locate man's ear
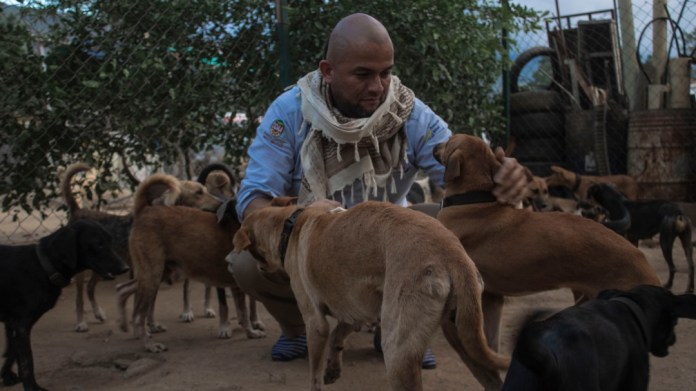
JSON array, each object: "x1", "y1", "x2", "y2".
[
  {"x1": 319, "y1": 59, "x2": 334, "y2": 83},
  {"x1": 232, "y1": 228, "x2": 252, "y2": 253}
]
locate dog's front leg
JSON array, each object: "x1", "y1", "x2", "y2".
[
  {"x1": 1, "y1": 324, "x2": 19, "y2": 386},
  {"x1": 229, "y1": 286, "x2": 265, "y2": 339},
  {"x1": 10, "y1": 325, "x2": 46, "y2": 391},
  {"x1": 305, "y1": 313, "x2": 331, "y2": 391},
  {"x1": 323, "y1": 321, "x2": 355, "y2": 385}
]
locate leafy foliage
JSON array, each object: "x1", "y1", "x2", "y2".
[{"x1": 0, "y1": 0, "x2": 542, "y2": 215}]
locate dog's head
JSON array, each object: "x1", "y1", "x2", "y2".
[
  {"x1": 197, "y1": 163, "x2": 238, "y2": 199},
  {"x1": 586, "y1": 183, "x2": 625, "y2": 206},
  {"x1": 40, "y1": 220, "x2": 129, "y2": 281},
  {"x1": 232, "y1": 204, "x2": 302, "y2": 273},
  {"x1": 524, "y1": 175, "x2": 550, "y2": 211},
  {"x1": 599, "y1": 285, "x2": 696, "y2": 357},
  {"x1": 177, "y1": 180, "x2": 224, "y2": 212},
  {"x1": 433, "y1": 134, "x2": 501, "y2": 193}
]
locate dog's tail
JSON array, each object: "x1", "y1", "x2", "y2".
[
  {"x1": 133, "y1": 173, "x2": 182, "y2": 216},
  {"x1": 444, "y1": 262, "x2": 511, "y2": 372},
  {"x1": 60, "y1": 162, "x2": 91, "y2": 215}
]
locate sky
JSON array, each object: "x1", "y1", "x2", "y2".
[{"x1": 511, "y1": 0, "x2": 617, "y2": 16}]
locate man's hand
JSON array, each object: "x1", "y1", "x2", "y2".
[{"x1": 492, "y1": 147, "x2": 529, "y2": 206}]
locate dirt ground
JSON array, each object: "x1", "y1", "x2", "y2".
[{"x1": 2, "y1": 213, "x2": 696, "y2": 391}]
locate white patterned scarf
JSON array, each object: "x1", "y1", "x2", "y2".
[{"x1": 297, "y1": 70, "x2": 415, "y2": 205}]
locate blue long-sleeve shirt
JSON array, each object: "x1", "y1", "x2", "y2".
[{"x1": 236, "y1": 85, "x2": 452, "y2": 219}]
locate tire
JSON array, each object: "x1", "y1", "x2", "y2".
[
  {"x1": 510, "y1": 111, "x2": 565, "y2": 139},
  {"x1": 510, "y1": 46, "x2": 558, "y2": 93},
  {"x1": 512, "y1": 136, "x2": 566, "y2": 163},
  {"x1": 510, "y1": 90, "x2": 564, "y2": 115}
]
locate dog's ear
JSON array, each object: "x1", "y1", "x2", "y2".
[
  {"x1": 433, "y1": 141, "x2": 447, "y2": 165},
  {"x1": 41, "y1": 225, "x2": 79, "y2": 269},
  {"x1": 232, "y1": 227, "x2": 252, "y2": 253},
  {"x1": 444, "y1": 150, "x2": 463, "y2": 182},
  {"x1": 673, "y1": 294, "x2": 696, "y2": 320}
]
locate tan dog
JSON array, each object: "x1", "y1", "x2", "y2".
[
  {"x1": 546, "y1": 165, "x2": 640, "y2": 201},
  {"x1": 61, "y1": 164, "x2": 222, "y2": 332},
  {"x1": 233, "y1": 201, "x2": 509, "y2": 391},
  {"x1": 434, "y1": 134, "x2": 661, "y2": 351},
  {"x1": 522, "y1": 175, "x2": 550, "y2": 211},
  {"x1": 119, "y1": 175, "x2": 264, "y2": 352}
]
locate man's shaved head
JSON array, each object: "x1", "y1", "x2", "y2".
[{"x1": 325, "y1": 13, "x2": 393, "y2": 62}]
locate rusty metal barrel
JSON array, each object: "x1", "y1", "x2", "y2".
[{"x1": 627, "y1": 109, "x2": 696, "y2": 201}]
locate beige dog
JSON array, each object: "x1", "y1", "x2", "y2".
[
  {"x1": 61, "y1": 164, "x2": 223, "y2": 332},
  {"x1": 233, "y1": 201, "x2": 509, "y2": 391},
  {"x1": 117, "y1": 174, "x2": 264, "y2": 352},
  {"x1": 546, "y1": 164, "x2": 640, "y2": 200},
  {"x1": 434, "y1": 134, "x2": 661, "y2": 350}
]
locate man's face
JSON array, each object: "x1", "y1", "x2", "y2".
[{"x1": 320, "y1": 41, "x2": 394, "y2": 118}]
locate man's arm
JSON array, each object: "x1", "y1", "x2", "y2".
[{"x1": 242, "y1": 196, "x2": 273, "y2": 220}]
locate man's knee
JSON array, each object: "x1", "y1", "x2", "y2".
[{"x1": 226, "y1": 250, "x2": 258, "y2": 294}]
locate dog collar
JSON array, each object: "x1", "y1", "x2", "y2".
[
  {"x1": 610, "y1": 296, "x2": 651, "y2": 348},
  {"x1": 572, "y1": 173, "x2": 582, "y2": 192},
  {"x1": 36, "y1": 245, "x2": 71, "y2": 287},
  {"x1": 442, "y1": 191, "x2": 497, "y2": 208},
  {"x1": 278, "y1": 208, "x2": 304, "y2": 267}
]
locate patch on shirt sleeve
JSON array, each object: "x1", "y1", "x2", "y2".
[
  {"x1": 424, "y1": 128, "x2": 433, "y2": 143},
  {"x1": 270, "y1": 119, "x2": 285, "y2": 136}
]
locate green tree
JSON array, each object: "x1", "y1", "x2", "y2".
[{"x1": 0, "y1": 0, "x2": 542, "y2": 215}]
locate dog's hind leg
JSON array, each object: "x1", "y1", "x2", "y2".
[
  {"x1": 249, "y1": 299, "x2": 265, "y2": 331},
  {"x1": 180, "y1": 278, "x2": 195, "y2": 322},
  {"x1": 482, "y1": 291, "x2": 504, "y2": 351},
  {"x1": 323, "y1": 321, "x2": 356, "y2": 385},
  {"x1": 7, "y1": 324, "x2": 43, "y2": 390},
  {"x1": 74, "y1": 271, "x2": 88, "y2": 332},
  {"x1": 676, "y1": 218, "x2": 694, "y2": 294},
  {"x1": 660, "y1": 221, "x2": 680, "y2": 291},
  {"x1": 203, "y1": 285, "x2": 216, "y2": 318},
  {"x1": 115, "y1": 278, "x2": 137, "y2": 332},
  {"x1": 87, "y1": 272, "x2": 106, "y2": 322},
  {"x1": 216, "y1": 287, "x2": 232, "y2": 338}
]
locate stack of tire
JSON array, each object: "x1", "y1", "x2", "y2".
[{"x1": 509, "y1": 46, "x2": 566, "y2": 177}]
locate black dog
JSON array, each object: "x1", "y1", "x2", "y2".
[
  {"x1": 502, "y1": 285, "x2": 696, "y2": 391},
  {"x1": 0, "y1": 220, "x2": 129, "y2": 391},
  {"x1": 587, "y1": 183, "x2": 694, "y2": 293}
]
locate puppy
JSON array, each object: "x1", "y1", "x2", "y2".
[
  {"x1": 233, "y1": 201, "x2": 510, "y2": 391},
  {"x1": 502, "y1": 285, "x2": 696, "y2": 391},
  {"x1": 0, "y1": 220, "x2": 129, "y2": 391},
  {"x1": 545, "y1": 164, "x2": 640, "y2": 200},
  {"x1": 587, "y1": 183, "x2": 694, "y2": 293},
  {"x1": 434, "y1": 134, "x2": 661, "y2": 351},
  {"x1": 123, "y1": 180, "x2": 263, "y2": 353},
  {"x1": 62, "y1": 164, "x2": 222, "y2": 332}
]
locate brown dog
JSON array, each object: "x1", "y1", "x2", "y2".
[
  {"x1": 122, "y1": 177, "x2": 263, "y2": 353},
  {"x1": 545, "y1": 164, "x2": 640, "y2": 201},
  {"x1": 434, "y1": 134, "x2": 661, "y2": 351},
  {"x1": 233, "y1": 201, "x2": 509, "y2": 391},
  {"x1": 61, "y1": 163, "x2": 222, "y2": 332}
]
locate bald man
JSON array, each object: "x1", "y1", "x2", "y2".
[{"x1": 228, "y1": 13, "x2": 527, "y2": 367}]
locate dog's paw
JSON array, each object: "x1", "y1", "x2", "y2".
[
  {"x1": 75, "y1": 321, "x2": 89, "y2": 333},
  {"x1": 1, "y1": 370, "x2": 20, "y2": 386},
  {"x1": 246, "y1": 328, "x2": 266, "y2": 339},
  {"x1": 93, "y1": 306, "x2": 107, "y2": 322},
  {"x1": 145, "y1": 342, "x2": 168, "y2": 353},
  {"x1": 117, "y1": 319, "x2": 130, "y2": 333},
  {"x1": 252, "y1": 320, "x2": 266, "y2": 331},
  {"x1": 204, "y1": 308, "x2": 217, "y2": 318},
  {"x1": 218, "y1": 324, "x2": 233, "y2": 339},
  {"x1": 180, "y1": 311, "x2": 195, "y2": 323},
  {"x1": 323, "y1": 364, "x2": 342, "y2": 385},
  {"x1": 147, "y1": 322, "x2": 167, "y2": 333}
]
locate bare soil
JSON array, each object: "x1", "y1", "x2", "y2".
[{"x1": 2, "y1": 214, "x2": 696, "y2": 391}]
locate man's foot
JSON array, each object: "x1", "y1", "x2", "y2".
[
  {"x1": 373, "y1": 328, "x2": 437, "y2": 369},
  {"x1": 271, "y1": 334, "x2": 307, "y2": 361}
]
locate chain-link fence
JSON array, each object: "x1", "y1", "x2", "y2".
[
  {"x1": 508, "y1": 0, "x2": 695, "y2": 202},
  {"x1": 1, "y1": 0, "x2": 695, "y2": 244}
]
